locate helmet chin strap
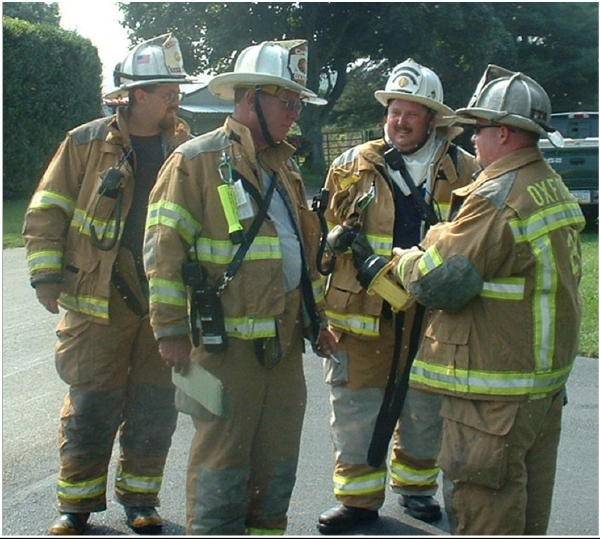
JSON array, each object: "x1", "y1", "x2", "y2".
[{"x1": 254, "y1": 88, "x2": 278, "y2": 148}]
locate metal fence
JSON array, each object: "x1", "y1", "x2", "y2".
[{"x1": 322, "y1": 128, "x2": 382, "y2": 165}]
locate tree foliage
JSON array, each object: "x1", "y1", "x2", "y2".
[
  {"x1": 2, "y1": 1, "x2": 60, "y2": 25},
  {"x1": 3, "y1": 16, "x2": 103, "y2": 199},
  {"x1": 120, "y1": 2, "x2": 598, "y2": 174}
]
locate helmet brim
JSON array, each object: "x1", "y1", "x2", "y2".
[
  {"x1": 374, "y1": 91, "x2": 454, "y2": 117},
  {"x1": 103, "y1": 76, "x2": 200, "y2": 100},
  {"x1": 208, "y1": 72, "x2": 326, "y2": 105},
  {"x1": 454, "y1": 107, "x2": 551, "y2": 138}
]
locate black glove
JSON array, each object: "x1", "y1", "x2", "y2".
[
  {"x1": 326, "y1": 223, "x2": 360, "y2": 254},
  {"x1": 350, "y1": 231, "x2": 374, "y2": 269}
]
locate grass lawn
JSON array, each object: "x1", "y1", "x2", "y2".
[{"x1": 3, "y1": 198, "x2": 598, "y2": 356}]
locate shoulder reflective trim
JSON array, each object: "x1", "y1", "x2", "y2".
[
  {"x1": 474, "y1": 171, "x2": 516, "y2": 209},
  {"x1": 365, "y1": 233, "x2": 393, "y2": 255},
  {"x1": 225, "y1": 317, "x2": 277, "y2": 339},
  {"x1": 177, "y1": 129, "x2": 230, "y2": 160},
  {"x1": 30, "y1": 190, "x2": 75, "y2": 215},
  {"x1": 148, "y1": 277, "x2": 187, "y2": 307},
  {"x1": 325, "y1": 310, "x2": 380, "y2": 337},
  {"x1": 246, "y1": 527, "x2": 285, "y2": 535},
  {"x1": 410, "y1": 358, "x2": 573, "y2": 397},
  {"x1": 531, "y1": 235, "x2": 557, "y2": 371},
  {"x1": 70, "y1": 117, "x2": 110, "y2": 145},
  {"x1": 146, "y1": 200, "x2": 201, "y2": 246},
  {"x1": 509, "y1": 201, "x2": 585, "y2": 243},
  {"x1": 27, "y1": 250, "x2": 63, "y2": 273},
  {"x1": 71, "y1": 208, "x2": 120, "y2": 240},
  {"x1": 418, "y1": 246, "x2": 443, "y2": 276},
  {"x1": 57, "y1": 474, "x2": 107, "y2": 500},
  {"x1": 60, "y1": 292, "x2": 109, "y2": 320},
  {"x1": 333, "y1": 469, "x2": 386, "y2": 496},
  {"x1": 389, "y1": 459, "x2": 439, "y2": 487},
  {"x1": 115, "y1": 471, "x2": 162, "y2": 495},
  {"x1": 332, "y1": 146, "x2": 361, "y2": 169},
  {"x1": 194, "y1": 236, "x2": 282, "y2": 265},
  {"x1": 481, "y1": 277, "x2": 525, "y2": 300}
]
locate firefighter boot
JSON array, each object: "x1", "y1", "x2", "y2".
[
  {"x1": 124, "y1": 506, "x2": 163, "y2": 534},
  {"x1": 48, "y1": 512, "x2": 90, "y2": 535},
  {"x1": 400, "y1": 495, "x2": 442, "y2": 522},
  {"x1": 317, "y1": 505, "x2": 379, "y2": 534}
]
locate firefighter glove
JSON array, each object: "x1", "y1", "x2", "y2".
[{"x1": 350, "y1": 231, "x2": 374, "y2": 269}]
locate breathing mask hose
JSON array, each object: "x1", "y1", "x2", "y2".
[{"x1": 312, "y1": 188, "x2": 334, "y2": 276}]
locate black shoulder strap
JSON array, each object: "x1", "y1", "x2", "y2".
[
  {"x1": 217, "y1": 171, "x2": 276, "y2": 294},
  {"x1": 380, "y1": 148, "x2": 439, "y2": 226}
]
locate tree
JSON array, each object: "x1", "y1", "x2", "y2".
[
  {"x1": 3, "y1": 17, "x2": 102, "y2": 199},
  {"x1": 119, "y1": 2, "x2": 598, "y2": 174},
  {"x1": 119, "y1": 2, "x2": 510, "y2": 175},
  {"x1": 2, "y1": 2, "x2": 60, "y2": 25}
]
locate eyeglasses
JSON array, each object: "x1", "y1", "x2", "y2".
[
  {"x1": 472, "y1": 124, "x2": 500, "y2": 135},
  {"x1": 275, "y1": 95, "x2": 304, "y2": 115},
  {"x1": 153, "y1": 90, "x2": 185, "y2": 104},
  {"x1": 257, "y1": 87, "x2": 303, "y2": 115}
]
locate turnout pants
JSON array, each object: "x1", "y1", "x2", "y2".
[
  {"x1": 324, "y1": 316, "x2": 441, "y2": 510},
  {"x1": 54, "y1": 285, "x2": 177, "y2": 512},
  {"x1": 186, "y1": 289, "x2": 306, "y2": 535},
  {"x1": 440, "y1": 391, "x2": 564, "y2": 535}
]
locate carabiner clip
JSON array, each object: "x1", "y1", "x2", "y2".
[{"x1": 218, "y1": 152, "x2": 234, "y2": 184}]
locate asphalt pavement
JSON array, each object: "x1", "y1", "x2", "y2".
[{"x1": 2, "y1": 246, "x2": 598, "y2": 536}]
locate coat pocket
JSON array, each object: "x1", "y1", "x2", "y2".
[{"x1": 437, "y1": 397, "x2": 519, "y2": 490}]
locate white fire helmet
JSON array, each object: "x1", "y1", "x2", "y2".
[
  {"x1": 455, "y1": 64, "x2": 563, "y2": 146},
  {"x1": 208, "y1": 39, "x2": 326, "y2": 105},
  {"x1": 374, "y1": 58, "x2": 454, "y2": 117},
  {"x1": 104, "y1": 33, "x2": 197, "y2": 100}
]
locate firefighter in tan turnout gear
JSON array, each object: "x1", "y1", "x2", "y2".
[
  {"x1": 23, "y1": 34, "x2": 196, "y2": 535},
  {"x1": 358, "y1": 66, "x2": 585, "y2": 534},
  {"x1": 317, "y1": 59, "x2": 479, "y2": 534},
  {"x1": 143, "y1": 39, "x2": 337, "y2": 535}
]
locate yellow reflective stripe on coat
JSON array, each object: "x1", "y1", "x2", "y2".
[
  {"x1": 325, "y1": 310, "x2": 379, "y2": 337},
  {"x1": 148, "y1": 277, "x2": 187, "y2": 307},
  {"x1": 480, "y1": 277, "x2": 526, "y2": 300},
  {"x1": 115, "y1": 471, "x2": 162, "y2": 494},
  {"x1": 193, "y1": 236, "x2": 282, "y2": 265},
  {"x1": 509, "y1": 201, "x2": 585, "y2": 372},
  {"x1": 71, "y1": 208, "x2": 120, "y2": 240},
  {"x1": 417, "y1": 245, "x2": 443, "y2": 276},
  {"x1": 30, "y1": 189, "x2": 75, "y2": 214},
  {"x1": 146, "y1": 200, "x2": 201, "y2": 246},
  {"x1": 333, "y1": 469, "x2": 386, "y2": 496},
  {"x1": 389, "y1": 459, "x2": 439, "y2": 487},
  {"x1": 509, "y1": 201, "x2": 585, "y2": 243},
  {"x1": 410, "y1": 358, "x2": 573, "y2": 397},
  {"x1": 365, "y1": 232, "x2": 393, "y2": 256},
  {"x1": 224, "y1": 317, "x2": 277, "y2": 339},
  {"x1": 60, "y1": 292, "x2": 109, "y2": 320},
  {"x1": 26, "y1": 250, "x2": 63, "y2": 273},
  {"x1": 57, "y1": 474, "x2": 107, "y2": 500}
]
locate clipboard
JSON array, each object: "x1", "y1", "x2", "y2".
[{"x1": 172, "y1": 361, "x2": 225, "y2": 416}]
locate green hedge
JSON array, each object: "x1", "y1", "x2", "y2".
[{"x1": 3, "y1": 17, "x2": 103, "y2": 200}]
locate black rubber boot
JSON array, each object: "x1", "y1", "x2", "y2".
[
  {"x1": 317, "y1": 504, "x2": 378, "y2": 534},
  {"x1": 400, "y1": 495, "x2": 442, "y2": 522}
]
